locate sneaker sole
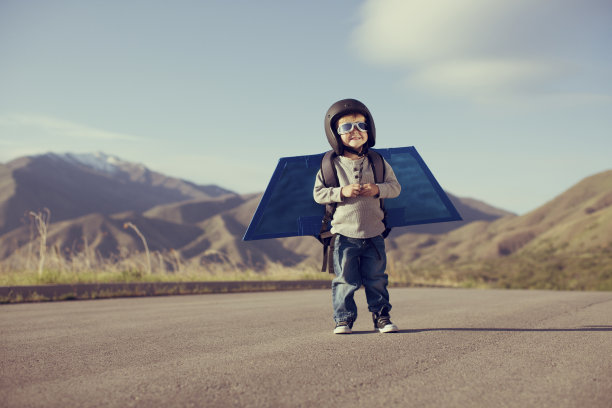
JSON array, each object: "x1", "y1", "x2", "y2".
[
  {"x1": 378, "y1": 324, "x2": 398, "y2": 333},
  {"x1": 334, "y1": 326, "x2": 353, "y2": 334}
]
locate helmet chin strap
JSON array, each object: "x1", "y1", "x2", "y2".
[{"x1": 343, "y1": 145, "x2": 369, "y2": 157}]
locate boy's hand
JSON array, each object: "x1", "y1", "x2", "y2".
[
  {"x1": 341, "y1": 184, "x2": 362, "y2": 198},
  {"x1": 359, "y1": 183, "x2": 379, "y2": 197}
]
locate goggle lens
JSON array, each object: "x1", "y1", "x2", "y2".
[{"x1": 337, "y1": 122, "x2": 368, "y2": 135}]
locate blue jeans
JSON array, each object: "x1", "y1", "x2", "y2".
[{"x1": 331, "y1": 235, "x2": 391, "y2": 324}]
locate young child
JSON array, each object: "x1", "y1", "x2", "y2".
[{"x1": 313, "y1": 99, "x2": 401, "y2": 334}]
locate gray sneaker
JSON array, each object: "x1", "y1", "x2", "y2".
[
  {"x1": 333, "y1": 321, "x2": 353, "y2": 334},
  {"x1": 372, "y1": 310, "x2": 398, "y2": 333}
]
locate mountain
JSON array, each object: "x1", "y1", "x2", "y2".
[
  {"x1": 0, "y1": 211, "x2": 203, "y2": 260},
  {"x1": 387, "y1": 192, "x2": 515, "y2": 236},
  {"x1": 0, "y1": 193, "x2": 310, "y2": 270},
  {"x1": 0, "y1": 152, "x2": 234, "y2": 235},
  {"x1": 385, "y1": 169, "x2": 612, "y2": 289}
]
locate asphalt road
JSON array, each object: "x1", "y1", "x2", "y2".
[{"x1": 1, "y1": 288, "x2": 611, "y2": 407}]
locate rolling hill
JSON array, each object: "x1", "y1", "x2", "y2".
[{"x1": 386, "y1": 170, "x2": 612, "y2": 289}]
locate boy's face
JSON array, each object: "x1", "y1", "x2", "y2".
[{"x1": 337, "y1": 113, "x2": 368, "y2": 152}]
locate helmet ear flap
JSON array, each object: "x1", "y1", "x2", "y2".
[
  {"x1": 330, "y1": 118, "x2": 344, "y2": 155},
  {"x1": 334, "y1": 135, "x2": 344, "y2": 155},
  {"x1": 325, "y1": 112, "x2": 342, "y2": 155}
]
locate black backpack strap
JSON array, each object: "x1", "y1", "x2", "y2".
[
  {"x1": 318, "y1": 151, "x2": 339, "y2": 273},
  {"x1": 367, "y1": 150, "x2": 385, "y2": 184},
  {"x1": 320, "y1": 233, "x2": 337, "y2": 273},
  {"x1": 317, "y1": 150, "x2": 338, "y2": 244},
  {"x1": 320, "y1": 150, "x2": 338, "y2": 187},
  {"x1": 367, "y1": 150, "x2": 392, "y2": 238}
]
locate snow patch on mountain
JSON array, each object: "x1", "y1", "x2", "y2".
[
  {"x1": 65, "y1": 152, "x2": 121, "y2": 174},
  {"x1": 42, "y1": 152, "x2": 147, "y2": 176}
]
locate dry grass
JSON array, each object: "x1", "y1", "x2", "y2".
[
  {"x1": 389, "y1": 242, "x2": 612, "y2": 291},
  {"x1": 0, "y1": 244, "x2": 329, "y2": 286},
  {"x1": 0, "y1": 211, "x2": 327, "y2": 286},
  {"x1": 2, "y1": 201, "x2": 611, "y2": 291},
  {"x1": 2, "y1": 237, "x2": 611, "y2": 291}
]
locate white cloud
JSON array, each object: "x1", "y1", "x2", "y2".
[
  {"x1": 0, "y1": 114, "x2": 144, "y2": 142},
  {"x1": 352, "y1": 0, "x2": 612, "y2": 102},
  {"x1": 412, "y1": 58, "x2": 558, "y2": 90}
]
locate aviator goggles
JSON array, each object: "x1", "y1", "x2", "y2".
[{"x1": 337, "y1": 121, "x2": 368, "y2": 135}]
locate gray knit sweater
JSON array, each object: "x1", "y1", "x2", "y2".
[{"x1": 313, "y1": 155, "x2": 401, "y2": 239}]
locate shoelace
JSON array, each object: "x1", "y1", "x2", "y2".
[{"x1": 377, "y1": 315, "x2": 391, "y2": 327}]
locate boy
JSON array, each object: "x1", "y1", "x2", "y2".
[{"x1": 313, "y1": 99, "x2": 401, "y2": 334}]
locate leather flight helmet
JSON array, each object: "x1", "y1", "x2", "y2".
[{"x1": 324, "y1": 98, "x2": 376, "y2": 155}]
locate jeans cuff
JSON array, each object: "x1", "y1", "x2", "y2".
[{"x1": 334, "y1": 315, "x2": 355, "y2": 323}]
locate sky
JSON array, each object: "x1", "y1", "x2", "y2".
[{"x1": 1, "y1": 0, "x2": 610, "y2": 215}]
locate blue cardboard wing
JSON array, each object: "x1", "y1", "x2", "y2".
[{"x1": 243, "y1": 146, "x2": 461, "y2": 241}]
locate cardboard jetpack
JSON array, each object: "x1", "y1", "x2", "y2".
[{"x1": 243, "y1": 146, "x2": 461, "y2": 241}]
